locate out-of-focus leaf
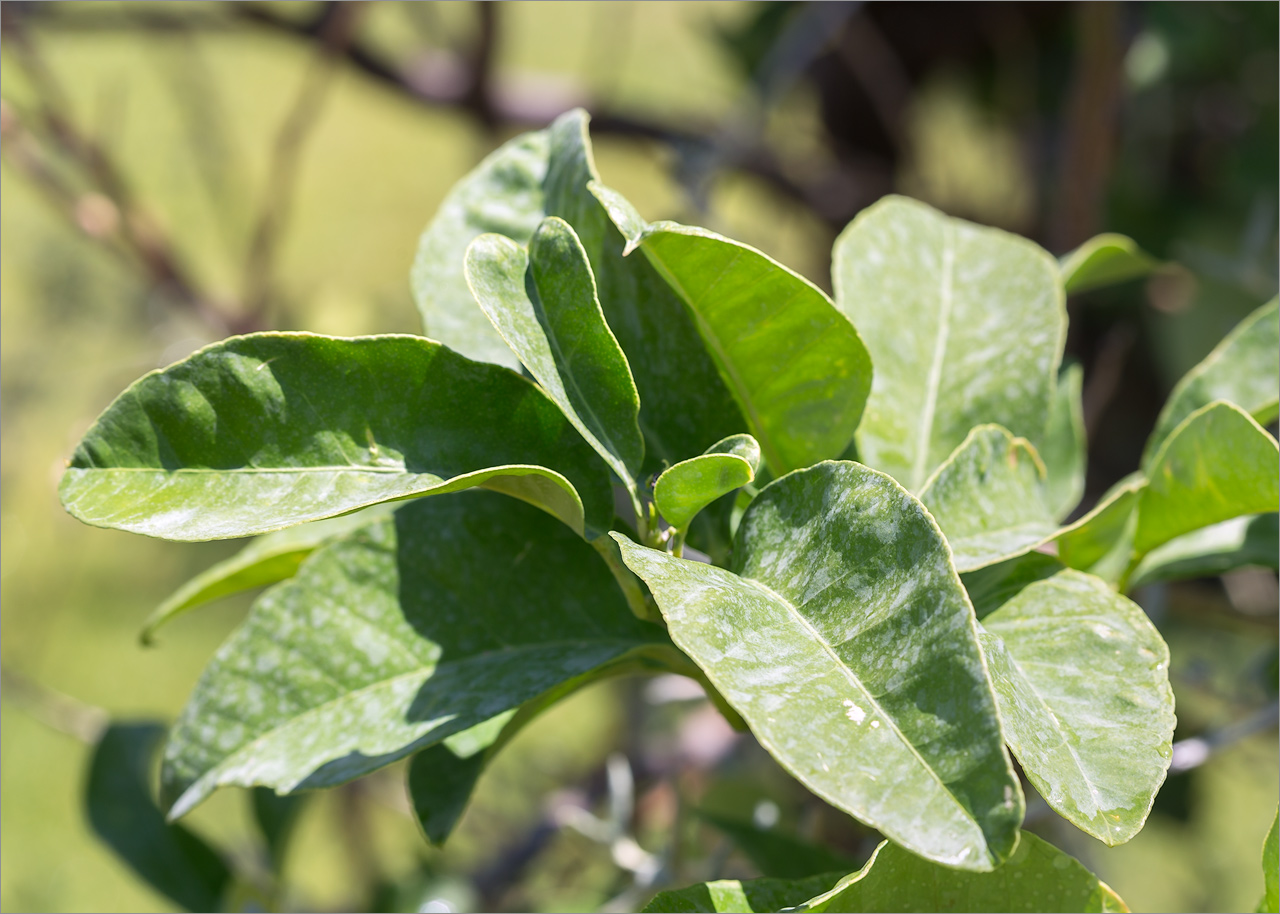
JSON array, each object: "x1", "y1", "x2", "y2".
[
  {"x1": 593, "y1": 186, "x2": 871, "y2": 475},
  {"x1": 1143, "y1": 298, "x2": 1279, "y2": 468},
  {"x1": 615, "y1": 462, "x2": 1023, "y2": 871},
  {"x1": 161, "y1": 491, "x2": 670, "y2": 819},
  {"x1": 796, "y1": 833, "x2": 1129, "y2": 912},
  {"x1": 141, "y1": 506, "x2": 393, "y2": 644},
  {"x1": 655, "y1": 434, "x2": 760, "y2": 532},
  {"x1": 1055, "y1": 476, "x2": 1146, "y2": 584},
  {"x1": 642, "y1": 873, "x2": 843, "y2": 914},
  {"x1": 1129, "y1": 514, "x2": 1279, "y2": 587},
  {"x1": 250, "y1": 787, "x2": 305, "y2": 874},
  {"x1": 977, "y1": 558, "x2": 1174, "y2": 844},
  {"x1": 695, "y1": 807, "x2": 856, "y2": 879},
  {"x1": 1043, "y1": 363, "x2": 1087, "y2": 520},
  {"x1": 59, "y1": 334, "x2": 614, "y2": 541},
  {"x1": 918, "y1": 425, "x2": 1055, "y2": 572},
  {"x1": 832, "y1": 195, "x2": 1064, "y2": 491},
  {"x1": 1262, "y1": 808, "x2": 1279, "y2": 914},
  {"x1": 86, "y1": 723, "x2": 230, "y2": 912},
  {"x1": 1059, "y1": 233, "x2": 1158, "y2": 295},
  {"x1": 466, "y1": 216, "x2": 644, "y2": 486}
]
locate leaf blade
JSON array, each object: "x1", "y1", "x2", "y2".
[
  {"x1": 1059, "y1": 233, "x2": 1158, "y2": 295},
  {"x1": 1042, "y1": 362, "x2": 1088, "y2": 520}
]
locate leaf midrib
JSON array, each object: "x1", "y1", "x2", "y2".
[{"x1": 913, "y1": 224, "x2": 956, "y2": 490}]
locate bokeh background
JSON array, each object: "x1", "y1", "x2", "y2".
[{"x1": 1, "y1": 2, "x2": 1276, "y2": 911}]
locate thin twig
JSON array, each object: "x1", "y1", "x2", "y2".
[{"x1": 1, "y1": 669, "x2": 108, "y2": 744}]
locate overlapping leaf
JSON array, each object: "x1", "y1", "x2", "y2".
[
  {"x1": 1262, "y1": 809, "x2": 1279, "y2": 914},
  {"x1": 1055, "y1": 476, "x2": 1146, "y2": 584},
  {"x1": 643, "y1": 873, "x2": 843, "y2": 914},
  {"x1": 1042, "y1": 363, "x2": 1087, "y2": 520},
  {"x1": 60, "y1": 334, "x2": 614, "y2": 541},
  {"x1": 1130, "y1": 514, "x2": 1279, "y2": 587},
  {"x1": 655, "y1": 434, "x2": 761, "y2": 532},
  {"x1": 1059, "y1": 233, "x2": 1158, "y2": 295},
  {"x1": 161, "y1": 491, "x2": 670, "y2": 818},
  {"x1": 833, "y1": 196, "x2": 1065, "y2": 491},
  {"x1": 615, "y1": 462, "x2": 1023, "y2": 871}
]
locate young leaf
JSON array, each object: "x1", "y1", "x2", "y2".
[
  {"x1": 411, "y1": 130, "x2": 550, "y2": 369},
  {"x1": 1059, "y1": 233, "x2": 1158, "y2": 295},
  {"x1": 694, "y1": 807, "x2": 856, "y2": 879},
  {"x1": 615, "y1": 462, "x2": 1024, "y2": 872},
  {"x1": 654, "y1": 434, "x2": 761, "y2": 532},
  {"x1": 86, "y1": 723, "x2": 230, "y2": 912},
  {"x1": 592, "y1": 207, "x2": 872, "y2": 475},
  {"x1": 1042, "y1": 362, "x2": 1088, "y2": 520},
  {"x1": 141, "y1": 505, "x2": 394, "y2": 644},
  {"x1": 465, "y1": 216, "x2": 644, "y2": 486},
  {"x1": 643, "y1": 873, "x2": 844, "y2": 914},
  {"x1": 1055, "y1": 476, "x2": 1145, "y2": 584},
  {"x1": 975, "y1": 558, "x2": 1174, "y2": 845},
  {"x1": 797, "y1": 833, "x2": 1129, "y2": 913},
  {"x1": 918, "y1": 425, "x2": 1056, "y2": 572},
  {"x1": 1142, "y1": 298, "x2": 1279, "y2": 468},
  {"x1": 833, "y1": 195, "x2": 1065, "y2": 491},
  {"x1": 160, "y1": 491, "x2": 671, "y2": 819},
  {"x1": 59, "y1": 333, "x2": 614, "y2": 541},
  {"x1": 1135, "y1": 401, "x2": 1280, "y2": 556},
  {"x1": 1262, "y1": 808, "x2": 1279, "y2": 914},
  {"x1": 1129, "y1": 513, "x2": 1279, "y2": 588}
]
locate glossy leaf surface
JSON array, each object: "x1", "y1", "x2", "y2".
[
  {"x1": 60, "y1": 334, "x2": 614, "y2": 541},
  {"x1": 643, "y1": 874, "x2": 842, "y2": 914},
  {"x1": 833, "y1": 196, "x2": 1064, "y2": 491},
  {"x1": 1059, "y1": 233, "x2": 1157, "y2": 295},
  {"x1": 1129, "y1": 514, "x2": 1279, "y2": 587},
  {"x1": 616, "y1": 462, "x2": 1023, "y2": 871},
  {"x1": 1042, "y1": 363, "x2": 1087, "y2": 520},
  {"x1": 161, "y1": 491, "x2": 667, "y2": 818},
  {"x1": 595, "y1": 187, "x2": 871, "y2": 474},
  {"x1": 1143, "y1": 298, "x2": 1279, "y2": 468},
  {"x1": 87, "y1": 723, "x2": 230, "y2": 912},
  {"x1": 466, "y1": 216, "x2": 644, "y2": 484},
  {"x1": 410, "y1": 130, "x2": 549, "y2": 368},
  {"x1": 918, "y1": 425, "x2": 1055, "y2": 572},
  {"x1": 977, "y1": 559, "x2": 1174, "y2": 844},
  {"x1": 798, "y1": 833, "x2": 1128, "y2": 912},
  {"x1": 655, "y1": 434, "x2": 760, "y2": 531}
]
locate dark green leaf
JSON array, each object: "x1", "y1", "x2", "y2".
[
  {"x1": 1129, "y1": 514, "x2": 1279, "y2": 587},
  {"x1": 977, "y1": 558, "x2": 1174, "y2": 844},
  {"x1": 918, "y1": 425, "x2": 1056, "y2": 572},
  {"x1": 833, "y1": 196, "x2": 1065, "y2": 491},
  {"x1": 1059, "y1": 233, "x2": 1158, "y2": 295},
  {"x1": 615, "y1": 462, "x2": 1023, "y2": 871},
  {"x1": 655, "y1": 434, "x2": 760, "y2": 532},
  {"x1": 251, "y1": 787, "x2": 305, "y2": 874},
  {"x1": 60, "y1": 333, "x2": 614, "y2": 541},
  {"x1": 466, "y1": 216, "x2": 644, "y2": 486},
  {"x1": 86, "y1": 723, "x2": 230, "y2": 912},
  {"x1": 695, "y1": 807, "x2": 855, "y2": 879},
  {"x1": 1043, "y1": 363, "x2": 1087, "y2": 520},
  {"x1": 643, "y1": 873, "x2": 843, "y2": 914},
  {"x1": 161, "y1": 491, "x2": 671, "y2": 818}
]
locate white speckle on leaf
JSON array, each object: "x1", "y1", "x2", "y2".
[{"x1": 843, "y1": 699, "x2": 866, "y2": 723}]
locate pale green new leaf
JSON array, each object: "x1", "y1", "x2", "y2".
[
  {"x1": 1135, "y1": 401, "x2": 1280, "y2": 556},
  {"x1": 918, "y1": 425, "x2": 1056, "y2": 572},
  {"x1": 833, "y1": 195, "x2": 1065, "y2": 491},
  {"x1": 410, "y1": 130, "x2": 549, "y2": 368},
  {"x1": 59, "y1": 334, "x2": 614, "y2": 541},
  {"x1": 976, "y1": 558, "x2": 1174, "y2": 844},
  {"x1": 797, "y1": 833, "x2": 1129, "y2": 913},
  {"x1": 1262, "y1": 808, "x2": 1279, "y2": 914},
  {"x1": 1042, "y1": 363, "x2": 1087, "y2": 520},
  {"x1": 1059, "y1": 233, "x2": 1158, "y2": 295},
  {"x1": 465, "y1": 216, "x2": 644, "y2": 485},
  {"x1": 141, "y1": 506, "x2": 394, "y2": 644},
  {"x1": 643, "y1": 873, "x2": 842, "y2": 914},
  {"x1": 160, "y1": 491, "x2": 669, "y2": 818},
  {"x1": 655, "y1": 434, "x2": 760, "y2": 531},
  {"x1": 615, "y1": 462, "x2": 1023, "y2": 871},
  {"x1": 1143, "y1": 298, "x2": 1279, "y2": 468},
  {"x1": 593, "y1": 186, "x2": 872, "y2": 475},
  {"x1": 1129, "y1": 514, "x2": 1278, "y2": 588}
]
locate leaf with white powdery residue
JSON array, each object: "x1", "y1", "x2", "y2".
[
  {"x1": 59, "y1": 334, "x2": 614, "y2": 541},
  {"x1": 655, "y1": 434, "x2": 760, "y2": 532},
  {"x1": 615, "y1": 462, "x2": 1023, "y2": 871},
  {"x1": 833, "y1": 195, "x2": 1065, "y2": 492},
  {"x1": 161, "y1": 491, "x2": 670, "y2": 819}
]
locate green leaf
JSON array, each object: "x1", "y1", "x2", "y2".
[
  {"x1": 593, "y1": 186, "x2": 872, "y2": 475},
  {"x1": 695, "y1": 807, "x2": 856, "y2": 879},
  {"x1": 59, "y1": 333, "x2": 614, "y2": 541},
  {"x1": 160, "y1": 491, "x2": 670, "y2": 818},
  {"x1": 1130, "y1": 514, "x2": 1279, "y2": 588},
  {"x1": 250, "y1": 787, "x2": 305, "y2": 874},
  {"x1": 918, "y1": 425, "x2": 1056, "y2": 572},
  {"x1": 976, "y1": 558, "x2": 1174, "y2": 845},
  {"x1": 1055, "y1": 475, "x2": 1145, "y2": 584},
  {"x1": 655, "y1": 434, "x2": 760, "y2": 531},
  {"x1": 643, "y1": 873, "x2": 844, "y2": 914},
  {"x1": 1143, "y1": 298, "x2": 1279, "y2": 468},
  {"x1": 86, "y1": 723, "x2": 230, "y2": 912},
  {"x1": 411, "y1": 129, "x2": 549, "y2": 368},
  {"x1": 1043, "y1": 363, "x2": 1088, "y2": 520},
  {"x1": 614, "y1": 462, "x2": 1024, "y2": 871},
  {"x1": 1262, "y1": 808, "x2": 1279, "y2": 914},
  {"x1": 1059, "y1": 233, "x2": 1158, "y2": 295},
  {"x1": 1135, "y1": 401, "x2": 1280, "y2": 556},
  {"x1": 833, "y1": 195, "x2": 1065, "y2": 491},
  {"x1": 465, "y1": 216, "x2": 644, "y2": 486},
  {"x1": 798, "y1": 833, "x2": 1129, "y2": 913},
  {"x1": 141, "y1": 506, "x2": 394, "y2": 644}
]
